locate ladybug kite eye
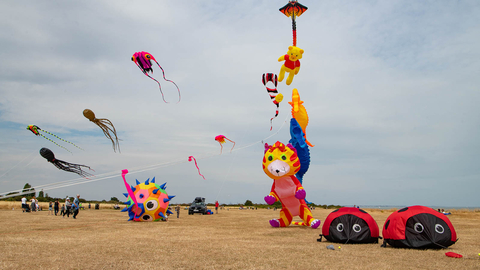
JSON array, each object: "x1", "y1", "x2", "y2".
[
  {"x1": 268, "y1": 155, "x2": 273, "y2": 162},
  {"x1": 281, "y1": 155, "x2": 287, "y2": 161},
  {"x1": 435, "y1": 224, "x2": 445, "y2": 234},
  {"x1": 336, "y1": 223, "x2": 344, "y2": 232},
  {"x1": 352, "y1": 224, "x2": 362, "y2": 233},
  {"x1": 414, "y1": 222, "x2": 424, "y2": 233}
]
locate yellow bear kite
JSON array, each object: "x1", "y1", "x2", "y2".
[{"x1": 278, "y1": 46, "x2": 304, "y2": 85}]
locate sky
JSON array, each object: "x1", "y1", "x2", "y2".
[{"x1": 0, "y1": 0, "x2": 479, "y2": 207}]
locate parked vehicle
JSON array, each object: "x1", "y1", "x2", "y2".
[{"x1": 189, "y1": 197, "x2": 207, "y2": 215}]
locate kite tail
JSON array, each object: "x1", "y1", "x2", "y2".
[
  {"x1": 97, "y1": 118, "x2": 121, "y2": 153},
  {"x1": 153, "y1": 60, "x2": 181, "y2": 104},
  {"x1": 218, "y1": 143, "x2": 223, "y2": 155},
  {"x1": 39, "y1": 133, "x2": 72, "y2": 154},
  {"x1": 40, "y1": 130, "x2": 83, "y2": 151},
  {"x1": 292, "y1": 15, "x2": 297, "y2": 46},
  {"x1": 188, "y1": 156, "x2": 205, "y2": 180},
  {"x1": 54, "y1": 159, "x2": 94, "y2": 178},
  {"x1": 263, "y1": 73, "x2": 282, "y2": 131},
  {"x1": 135, "y1": 62, "x2": 169, "y2": 103},
  {"x1": 225, "y1": 138, "x2": 236, "y2": 153},
  {"x1": 270, "y1": 103, "x2": 280, "y2": 131}
]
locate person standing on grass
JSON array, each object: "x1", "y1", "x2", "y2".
[
  {"x1": 21, "y1": 196, "x2": 27, "y2": 212},
  {"x1": 63, "y1": 198, "x2": 71, "y2": 218},
  {"x1": 72, "y1": 194, "x2": 80, "y2": 219},
  {"x1": 60, "y1": 204, "x2": 65, "y2": 216},
  {"x1": 48, "y1": 201, "x2": 53, "y2": 215},
  {"x1": 215, "y1": 201, "x2": 219, "y2": 214},
  {"x1": 175, "y1": 204, "x2": 181, "y2": 218},
  {"x1": 54, "y1": 199, "x2": 59, "y2": 216},
  {"x1": 30, "y1": 196, "x2": 36, "y2": 212}
]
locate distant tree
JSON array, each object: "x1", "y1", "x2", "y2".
[
  {"x1": 244, "y1": 200, "x2": 253, "y2": 206},
  {"x1": 272, "y1": 201, "x2": 282, "y2": 208},
  {"x1": 38, "y1": 189, "x2": 44, "y2": 198},
  {"x1": 110, "y1": 197, "x2": 119, "y2": 202},
  {"x1": 22, "y1": 183, "x2": 35, "y2": 197}
]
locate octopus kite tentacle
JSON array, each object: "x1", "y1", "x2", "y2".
[
  {"x1": 131, "y1": 51, "x2": 181, "y2": 104},
  {"x1": 83, "y1": 109, "x2": 120, "y2": 153},
  {"x1": 188, "y1": 156, "x2": 205, "y2": 180},
  {"x1": 40, "y1": 148, "x2": 94, "y2": 178},
  {"x1": 262, "y1": 73, "x2": 284, "y2": 131},
  {"x1": 215, "y1": 135, "x2": 236, "y2": 154},
  {"x1": 27, "y1": 125, "x2": 83, "y2": 153}
]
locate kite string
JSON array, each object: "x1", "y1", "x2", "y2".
[
  {"x1": 0, "y1": 115, "x2": 290, "y2": 199},
  {"x1": 0, "y1": 151, "x2": 37, "y2": 180}
]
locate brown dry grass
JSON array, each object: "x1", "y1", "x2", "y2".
[{"x1": 0, "y1": 202, "x2": 479, "y2": 269}]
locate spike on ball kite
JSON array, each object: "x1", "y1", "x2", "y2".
[
  {"x1": 40, "y1": 148, "x2": 93, "y2": 178},
  {"x1": 215, "y1": 135, "x2": 235, "y2": 154},
  {"x1": 27, "y1": 125, "x2": 83, "y2": 153},
  {"x1": 262, "y1": 73, "x2": 284, "y2": 131},
  {"x1": 131, "y1": 51, "x2": 181, "y2": 103},
  {"x1": 83, "y1": 109, "x2": 120, "y2": 153}
]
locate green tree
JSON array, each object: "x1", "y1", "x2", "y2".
[
  {"x1": 110, "y1": 197, "x2": 119, "y2": 202},
  {"x1": 22, "y1": 183, "x2": 35, "y2": 197},
  {"x1": 272, "y1": 201, "x2": 282, "y2": 208},
  {"x1": 244, "y1": 200, "x2": 253, "y2": 206},
  {"x1": 38, "y1": 189, "x2": 44, "y2": 198}
]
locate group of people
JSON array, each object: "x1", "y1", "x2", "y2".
[
  {"x1": 21, "y1": 194, "x2": 82, "y2": 219},
  {"x1": 21, "y1": 196, "x2": 40, "y2": 212}
]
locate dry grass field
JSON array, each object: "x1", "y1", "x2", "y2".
[{"x1": 0, "y1": 201, "x2": 479, "y2": 269}]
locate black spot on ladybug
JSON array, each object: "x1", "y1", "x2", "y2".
[
  {"x1": 384, "y1": 219, "x2": 390, "y2": 230},
  {"x1": 398, "y1": 207, "x2": 409, "y2": 212},
  {"x1": 359, "y1": 209, "x2": 367, "y2": 214}
]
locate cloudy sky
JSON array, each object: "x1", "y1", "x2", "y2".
[{"x1": 0, "y1": 1, "x2": 479, "y2": 207}]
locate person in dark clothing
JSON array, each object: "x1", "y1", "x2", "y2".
[
  {"x1": 54, "y1": 200, "x2": 59, "y2": 216},
  {"x1": 63, "y1": 199, "x2": 71, "y2": 218}
]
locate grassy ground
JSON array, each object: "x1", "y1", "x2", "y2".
[{"x1": 0, "y1": 202, "x2": 478, "y2": 269}]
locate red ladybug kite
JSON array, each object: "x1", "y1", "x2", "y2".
[{"x1": 381, "y1": 205, "x2": 457, "y2": 249}]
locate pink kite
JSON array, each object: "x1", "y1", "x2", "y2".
[
  {"x1": 188, "y1": 156, "x2": 205, "y2": 180},
  {"x1": 215, "y1": 135, "x2": 235, "y2": 154},
  {"x1": 131, "y1": 51, "x2": 181, "y2": 103}
]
